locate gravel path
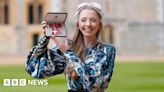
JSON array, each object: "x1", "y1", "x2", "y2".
[
  {"x1": 0, "y1": 55, "x2": 26, "y2": 65},
  {"x1": 0, "y1": 55, "x2": 164, "y2": 65}
]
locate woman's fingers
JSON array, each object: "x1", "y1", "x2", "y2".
[
  {"x1": 41, "y1": 21, "x2": 47, "y2": 27},
  {"x1": 71, "y1": 70, "x2": 78, "y2": 80},
  {"x1": 64, "y1": 37, "x2": 68, "y2": 46},
  {"x1": 66, "y1": 63, "x2": 78, "y2": 80},
  {"x1": 41, "y1": 21, "x2": 47, "y2": 33},
  {"x1": 51, "y1": 36, "x2": 61, "y2": 46}
]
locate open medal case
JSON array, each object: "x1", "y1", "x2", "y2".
[{"x1": 45, "y1": 12, "x2": 67, "y2": 37}]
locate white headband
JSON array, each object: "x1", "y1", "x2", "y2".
[{"x1": 75, "y1": 2, "x2": 103, "y2": 18}]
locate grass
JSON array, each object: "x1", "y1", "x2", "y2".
[{"x1": 0, "y1": 62, "x2": 164, "y2": 92}]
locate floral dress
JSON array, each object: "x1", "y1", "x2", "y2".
[{"x1": 26, "y1": 36, "x2": 116, "y2": 92}]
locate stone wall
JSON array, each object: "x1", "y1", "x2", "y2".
[
  {"x1": 0, "y1": 0, "x2": 163, "y2": 58},
  {"x1": 118, "y1": 22, "x2": 164, "y2": 56},
  {"x1": 0, "y1": 27, "x2": 16, "y2": 55}
]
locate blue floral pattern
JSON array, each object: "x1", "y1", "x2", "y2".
[{"x1": 25, "y1": 36, "x2": 116, "y2": 91}]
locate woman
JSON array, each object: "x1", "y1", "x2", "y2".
[{"x1": 26, "y1": 2, "x2": 116, "y2": 92}]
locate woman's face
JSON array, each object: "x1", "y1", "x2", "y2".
[{"x1": 78, "y1": 9, "x2": 101, "y2": 38}]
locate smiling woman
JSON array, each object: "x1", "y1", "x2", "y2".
[
  {"x1": 78, "y1": 9, "x2": 100, "y2": 38},
  {"x1": 25, "y1": 2, "x2": 116, "y2": 92}
]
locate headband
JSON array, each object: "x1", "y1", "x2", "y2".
[{"x1": 75, "y1": 2, "x2": 103, "y2": 18}]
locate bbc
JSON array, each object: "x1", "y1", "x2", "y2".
[{"x1": 3, "y1": 79, "x2": 26, "y2": 86}]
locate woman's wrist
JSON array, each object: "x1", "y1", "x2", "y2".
[{"x1": 59, "y1": 47, "x2": 70, "y2": 53}]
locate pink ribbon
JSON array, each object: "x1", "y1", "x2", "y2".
[{"x1": 49, "y1": 24, "x2": 62, "y2": 35}]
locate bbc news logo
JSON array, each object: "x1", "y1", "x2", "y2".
[{"x1": 3, "y1": 79, "x2": 48, "y2": 86}]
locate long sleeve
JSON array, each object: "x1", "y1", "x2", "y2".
[
  {"x1": 106, "y1": 44, "x2": 116, "y2": 81},
  {"x1": 25, "y1": 36, "x2": 67, "y2": 78},
  {"x1": 100, "y1": 44, "x2": 116, "y2": 90}
]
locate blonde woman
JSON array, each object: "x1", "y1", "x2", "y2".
[{"x1": 26, "y1": 2, "x2": 116, "y2": 92}]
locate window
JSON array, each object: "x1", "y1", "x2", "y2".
[
  {"x1": 32, "y1": 34, "x2": 39, "y2": 46},
  {"x1": 0, "y1": 0, "x2": 9, "y2": 24},
  {"x1": 103, "y1": 25, "x2": 114, "y2": 44},
  {"x1": 28, "y1": 4, "x2": 33, "y2": 24},
  {"x1": 38, "y1": 4, "x2": 43, "y2": 23},
  {"x1": 28, "y1": 0, "x2": 43, "y2": 24}
]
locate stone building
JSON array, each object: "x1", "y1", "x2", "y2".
[{"x1": 0, "y1": 0, "x2": 163, "y2": 59}]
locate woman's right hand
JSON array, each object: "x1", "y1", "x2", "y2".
[
  {"x1": 66, "y1": 63, "x2": 78, "y2": 80},
  {"x1": 41, "y1": 21, "x2": 47, "y2": 34}
]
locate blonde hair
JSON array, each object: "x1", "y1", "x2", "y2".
[
  {"x1": 71, "y1": 8, "x2": 103, "y2": 60},
  {"x1": 64, "y1": 2, "x2": 103, "y2": 79},
  {"x1": 72, "y1": 3, "x2": 103, "y2": 60}
]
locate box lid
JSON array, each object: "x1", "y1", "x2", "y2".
[{"x1": 45, "y1": 12, "x2": 67, "y2": 24}]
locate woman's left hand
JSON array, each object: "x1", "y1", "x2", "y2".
[{"x1": 51, "y1": 36, "x2": 70, "y2": 53}]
